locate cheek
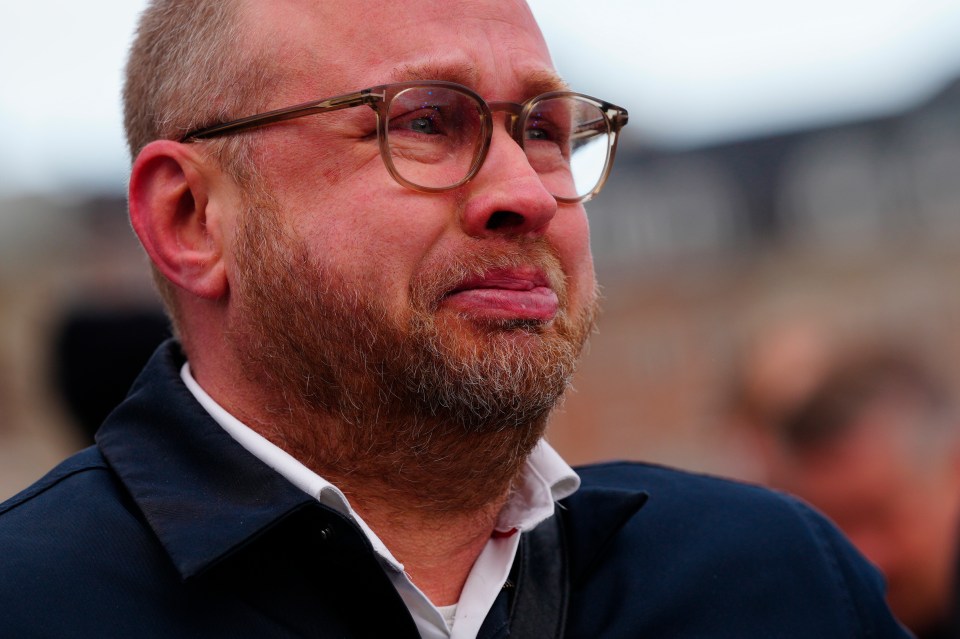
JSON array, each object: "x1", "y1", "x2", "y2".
[
  {"x1": 256, "y1": 124, "x2": 384, "y2": 206},
  {"x1": 284, "y1": 186, "x2": 454, "y2": 307},
  {"x1": 551, "y1": 209, "x2": 595, "y2": 297}
]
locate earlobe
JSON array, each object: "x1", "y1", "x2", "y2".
[{"x1": 129, "y1": 140, "x2": 228, "y2": 301}]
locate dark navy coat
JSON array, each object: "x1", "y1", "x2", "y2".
[{"x1": 0, "y1": 341, "x2": 910, "y2": 637}]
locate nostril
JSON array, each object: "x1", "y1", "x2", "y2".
[{"x1": 486, "y1": 211, "x2": 525, "y2": 231}]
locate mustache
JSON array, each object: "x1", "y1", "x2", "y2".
[{"x1": 409, "y1": 240, "x2": 568, "y2": 313}]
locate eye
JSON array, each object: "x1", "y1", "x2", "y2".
[
  {"x1": 391, "y1": 107, "x2": 446, "y2": 136},
  {"x1": 524, "y1": 115, "x2": 562, "y2": 143},
  {"x1": 525, "y1": 126, "x2": 552, "y2": 141},
  {"x1": 408, "y1": 115, "x2": 438, "y2": 134}
]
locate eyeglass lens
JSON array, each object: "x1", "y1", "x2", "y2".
[
  {"x1": 384, "y1": 86, "x2": 611, "y2": 200},
  {"x1": 385, "y1": 87, "x2": 485, "y2": 192}
]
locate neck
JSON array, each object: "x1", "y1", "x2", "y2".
[
  {"x1": 350, "y1": 487, "x2": 512, "y2": 605},
  {"x1": 299, "y1": 418, "x2": 534, "y2": 604}
]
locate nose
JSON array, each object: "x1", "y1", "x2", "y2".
[{"x1": 458, "y1": 124, "x2": 559, "y2": 239}]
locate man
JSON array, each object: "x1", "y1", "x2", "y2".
[
  {"x1": 0, "y1": 1, "x2": 908, "y2": 637},
  {"x1": 770, "y1": 349, "x2": 960, "y2": 638}
]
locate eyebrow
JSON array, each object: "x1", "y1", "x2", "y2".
[
  {"x1": 391, "y1": 60, "x2": 481, "y2": 87},
  {"x1": 389, "y1": 60, "x2": 570, "y2": 98},
  {"x1": 521, "y1": 68, "x2": 572, "y2": 95}
]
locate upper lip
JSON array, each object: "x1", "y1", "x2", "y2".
[{"x1": 447, "y1": 267, "x2": 551, "y2": 295}]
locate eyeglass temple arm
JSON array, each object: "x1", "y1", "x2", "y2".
[
  {"x1": 179, "y1": 89, "x2": 381, "y2": 142},
  {"x1": 569, "y1": 107, "x2": 629, "y2": 142}
]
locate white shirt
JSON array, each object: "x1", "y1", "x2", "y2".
[{"x1": 181, "y1": 364, "x2": 580, "y2": 639}]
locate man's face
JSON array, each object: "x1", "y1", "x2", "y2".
[
  {"x1": 220, "y1": 1, "x2": 597, "y2": 439},
  {"x1": 772, "y1": 409, "x2": 960, "y2": 633}
]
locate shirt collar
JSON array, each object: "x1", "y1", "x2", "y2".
[{"x1": 495, "y1": 440, "x2": 580, "y2": 534}]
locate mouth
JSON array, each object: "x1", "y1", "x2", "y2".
[{"x1": 440, "y1": 267, "x2": 560, "y2": 322}]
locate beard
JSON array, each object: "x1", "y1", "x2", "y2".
[{"x1": 227, "y1": 189, "x2": 598, "y2": 510}]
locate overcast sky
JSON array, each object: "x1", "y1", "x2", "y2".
[{"x1": 2, "y1": 0, "x2": 960, "y2": 197}]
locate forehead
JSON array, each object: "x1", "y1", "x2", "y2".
[{"x1": 241, "y1": 0, "x2": 559, "y2": 101}]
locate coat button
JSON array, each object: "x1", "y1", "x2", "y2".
[{"x1": 318, "y1": 525, "x2": 334, "y2": 541}]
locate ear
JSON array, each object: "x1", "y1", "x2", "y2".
[{"x1": 129, "y1": 140, "x2": 229, "y2": 300}]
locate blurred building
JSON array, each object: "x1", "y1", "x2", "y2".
[
  {"x1": 589, "y1": 78, "x2": 960, "y2": 265},
  {"x1": 549, "y1": 76, "x2": 960, "y2": 475},
  {"x1": 3, "y1": 76, "x2": 960, "y2": 498},
  {"x1": 0, "y1": 194, "x2": 166, "y2": 497}
]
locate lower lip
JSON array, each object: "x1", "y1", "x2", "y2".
[{"x1": 441, "y1": 286, "x2": 559, "y2": 321}]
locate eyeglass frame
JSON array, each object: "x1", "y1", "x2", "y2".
[{"x1": 179, "y1": 80, "x2": 629, "y2": 203}]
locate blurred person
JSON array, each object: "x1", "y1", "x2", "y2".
[
  {"x1": 722, "y1": 317, "x2": 835, "y2": 481},
  {"x1": 770, "y1": 349, "x2": 960, "y2": 638},
  {"x1": 0, "y1": 1, "x2": 907, "y2": 637},
  {"x1": 53, "y1": 306, "x2": 170, "y2": 443}
]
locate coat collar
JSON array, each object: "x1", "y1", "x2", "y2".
[
  {"x1": 96, "y1": 340, "x2": 319, "y2": 579},
  {"x1": 561, "y1": 485, "x2": 649, "y2": 584}
]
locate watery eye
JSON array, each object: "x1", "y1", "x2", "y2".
[
  {"x1": 390, "y1": 106, "x2": 449, "y2": 136},
  {"x1": 525, "y1": 115, "x2": 559, "y2": 142},
  {"x1": 525, "y1": 127, "x2": 551, "y2": 141},
  {"x1": 408, "y1": 115, "x2": 438, "y2": 134}
]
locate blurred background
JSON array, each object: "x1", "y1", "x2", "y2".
[{"x1": 3, "y1": 0, "x2": 960, "y2": 497}]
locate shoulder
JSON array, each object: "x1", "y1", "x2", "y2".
[
  {"x1": 572, "y1": 459, "x2": 844, "y2": 539},
  {"x1": 0, "y1": 446, "x2": 148, "y2": 563},
  {"x1": 575, "y1": 458, "x2": 787, "y2": 500},
  {"x1": 569, "y1": 460, "x2": 825, "y2": 544},
  {"x1": 0, "y1": 447, "x2": 169, "y2": 615},
  {"x1": 562, "y1": 461, "x2": 909, "y2": 638},
  {"x1": 0, "y1": 446, "x2": 116, "y2": 521},
  {"x1": 568, "y1": 459, "x2": 864, "y2": 568}
]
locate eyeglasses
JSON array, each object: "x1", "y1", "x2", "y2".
[{"x1": 180, "y1": 81, "x2": 628, "y2": 203}]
